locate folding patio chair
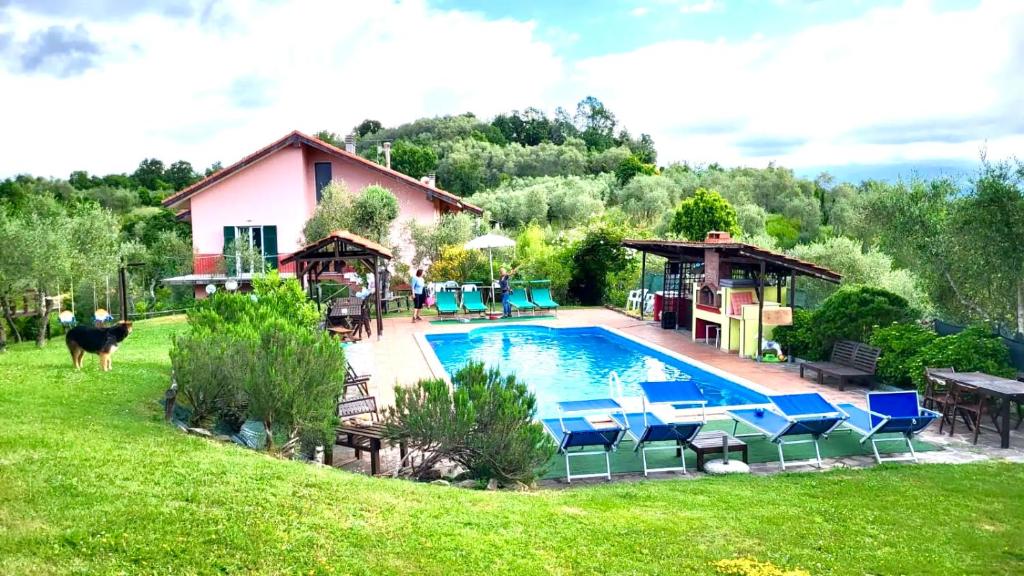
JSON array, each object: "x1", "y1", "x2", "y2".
[
  {"x1": 541, "y1": 398, "x2": 628, "y2": 483},
  {"x1": 839, "y1": 390, "x2": 941, "y2": 463},
  {"x1": 728, "y1": 393, "x2": 848, "y2": 470},
  {"x1": 611, "y1": 380, "x2": 707, "y2": 475}
]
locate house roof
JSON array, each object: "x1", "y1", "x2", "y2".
[
  {"x1": 621, "y1": 238, "x2": 842, "y2": 283},
  {"x1": 280, "y1": 229, "x2": 393, "y2": 264},
  {"x1": 162, "y1": 130, "x2": 482, "y2": 215}
]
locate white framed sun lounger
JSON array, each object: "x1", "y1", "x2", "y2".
[
  {"x1": 613, "y1": 380, "x2": 708, "y2": 476},
  {"x1": 541, "y1": 398, "x2": 627, "y2": 483},
  {"x1": 728, "y1": 393, "x2": 848, "y2": 471},
  {"x1": 840, "y1": 390, "x2": 940, "y2": 464}
]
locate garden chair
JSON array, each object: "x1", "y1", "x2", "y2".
[
  {"x1": 839, "y1": 390, "x2": 941, "y2": 463},
  {"x1": 541, "y1": 398, "x2": 627, "y2": 482},
  {"x1": 923, "y1": 367, "x2": 955, "y2": 432},
  {"x1": 434, "y1": 291, "x2": 461, "y2": 318},
  {"x1": 461, "y1": 290, "x2": 488, "y2": 315},
  {"x1": 626, "y1": 289, "x2": 645, "y2": 311},
  {"x1": 509, "y1": 288, "x2": 537, "y2": 315},
  {"x1": 946, "y1": 382, "x2": 995, "y2": 445},
  {"x1": 728, "y1": 393, "x2": 848, "y2": 470},
  {"x1": 611, "y1": 380, "x2": 707, "y2": 476},
  {"x1": 529, "y1": 284, "x2": 559, "y2": 315},
  {"x1": 643, "y1": 292, "x2": 655, "y2": 315}
]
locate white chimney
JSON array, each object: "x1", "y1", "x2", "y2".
[
  {"x1": 382, "y1": 141, "x2": 392, "y2": 169},
  {"x1": 420, "y1": 173, "x2": 436, "y2": 188},
  {"x1": 344, "y1": 133, "x2": 356, "y2": 154}
]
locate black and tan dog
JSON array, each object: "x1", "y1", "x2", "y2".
[{"x1": 65, "y1": 322, "x2": 133, "y2": 371}]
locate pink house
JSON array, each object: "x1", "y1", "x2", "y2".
[{"x1": 162, "y1": 130, "x2": 481, "y2": 296}]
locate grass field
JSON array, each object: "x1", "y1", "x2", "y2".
[{"x1": 1, "y1": 317, "x2": 1023, "y2": 575}]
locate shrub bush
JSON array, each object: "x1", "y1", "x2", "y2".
[
  {"x1": 771, "y1": 309, "x2": 817, "y2": 360},
  {"x1": 907, "y1": 326, "x2": 1014, "y2": 391},
  {"x1": 452, "y1": 362, "x2": 555, "y2": 484},
  {"x1": 170, "y1": 330, "x2": 244, "y2": 428},
  {"x1": 187, "y1": 271, "x2": 320, "y2": 334},
  {"x1": 808, "y1": 285, "x2": 917, "y2": 360},
  {"x1": 869, "y1": 323, "x2": 938, "y2": 388},
  {"x1": 385, "y1": 361, "x2": 555, "y2": 484},
  {"x1": 242, "y1": 320, "x2": 346, "y2": 453}
]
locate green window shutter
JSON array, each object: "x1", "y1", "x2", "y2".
[
  {"x1": 263, "y1": 225, "x2": 278, "y2": 270},
  {"x1": 223, "y1": 226, "x2": 236, "y2": 276}
]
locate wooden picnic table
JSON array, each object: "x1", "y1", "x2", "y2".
[{"x1": 932, "y1": 370, "x2": 1024, "y2": 448}]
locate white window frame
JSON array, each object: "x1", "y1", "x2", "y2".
[{"x1": 234, "y1": 225, "x2": 266, "y2": 275}]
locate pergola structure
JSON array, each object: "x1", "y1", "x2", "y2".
[
  {"x1": 281, "y1": 230, "x2": 393, "y2": 339},
  {"x1": 622, "y1": 232, "x2": 841, "y2": 359}
]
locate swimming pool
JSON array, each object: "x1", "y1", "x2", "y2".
[{"x1": 424, "y1": 325, "x2": 769, "y2": 417}]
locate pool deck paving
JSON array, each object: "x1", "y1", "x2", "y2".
[{"x1": 334, "y1": 307, "x2": 1024, "y2": 481}]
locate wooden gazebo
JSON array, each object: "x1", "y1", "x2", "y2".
[{"x1": 280, "y1": 230, "x2": 393, "y2": 339}]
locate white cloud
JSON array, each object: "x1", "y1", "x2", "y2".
[
  {"x1": 0, "y1": 0, "x2": 564, "y2": 177},
  {"x1": 631, "y1": 7, "x2": 650, "y2": 17},
  {"x1": 0, "y1": 0, "x2": 1022, "y2": 178},
  {"x1": 571, "y1": 0, "x2": 1024, "y2": 168}
]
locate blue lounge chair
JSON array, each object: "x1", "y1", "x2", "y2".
[
  {"x1": 728, "y1": 393, "x2": 848, "y2": 470},
  {"x1": 612, "y1": 380, "x2": 707, "y2": 475},
  {"x1": 839, "y1": 391, "x2": 941, "y2": 464},
  {"x1": 542, "y1": 398, "x2": 627, "y2": 482}
]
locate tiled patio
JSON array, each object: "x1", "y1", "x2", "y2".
[{"x1": 334, "y1": 307, "x2": 1024, "y2": 479}]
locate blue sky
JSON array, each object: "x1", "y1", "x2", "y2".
[
  {"x1": 0, "y1": 0, "x2": 1019, "y2": 180},
  {"x1": 439, "y1": 0, "x2": 978, "y2": 57}
]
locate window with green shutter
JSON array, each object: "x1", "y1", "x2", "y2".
[{"x1": 263, "y1": 225, "x2": 278, "y2": 270}]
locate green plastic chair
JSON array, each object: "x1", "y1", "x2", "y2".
[
  {"x1": 435, "y1": 291, "x2": 461, "y2": 318},
  {"x1": 530, "y1": 285, "x2": 559, "y2": 315},
  {"x1": 509, "y1": 288, "x2": 537, "y2": 315},
  {"x1": 462, "y1": 290, "x2": 488, "y2": 315}
]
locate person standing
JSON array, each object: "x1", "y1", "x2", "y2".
[
  {"x1": 498, "y1": 266, "x2": 517, "y2": 318},
  {"x1": 411, "y1": 269, "x2": 426, "y2": 323}
]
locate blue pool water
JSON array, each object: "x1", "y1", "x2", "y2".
[{"x1": 425, "y1": 326, "x2": 769, "y2": 417}]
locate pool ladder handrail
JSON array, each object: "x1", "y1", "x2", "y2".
[{"x1": 608, "y1": 370, "x2": 624, "y2": 401}]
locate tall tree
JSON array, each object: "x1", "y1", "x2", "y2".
[
  {"x1": 574, "y1": 96, "x2": 617, "y2": 151},
  {"x1": 354, "y1": 119, "x2": 382, "y2": 137},
  {"x1": 164, "y1": 160, "x2": 200, "y2": 191},
  {"x1": 669, "y1": 188, "x2": 741, "y2": 241},
  {"x1": 390, "y1": 140, "x2": 438, "y2": 179},
  {"x1": 132, "y1": 158, "x2": 166, "y2": 190}
]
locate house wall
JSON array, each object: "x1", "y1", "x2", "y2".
[
  {"x1": 188, "y1": 145, "x2": 444, "y2": 272},
  {"x1": 190, "y1": 145, "x2": 310, "y2": 257},
  {"x1": 302, "y1": 149, "x2": 440, "y2": 262}
]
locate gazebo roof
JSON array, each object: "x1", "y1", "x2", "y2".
[
  {"x1": 281, "y1": 230, "x2": 393, "y2": 264},
  {"x1": 622, "y1": 237, "x2": 841, "y2": 283}
]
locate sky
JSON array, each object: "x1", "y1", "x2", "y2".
[{"x1": 0, "y1": 0, "x2": 1022, "y2": 181}]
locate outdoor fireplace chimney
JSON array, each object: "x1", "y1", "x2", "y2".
[
  {"x1": 382, "y1": 141, "x2": 392, "y2": 169},
  {"x1": 344, "y1": 133, "x2": 356, "y2": 154}
]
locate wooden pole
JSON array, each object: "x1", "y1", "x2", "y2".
[
  {"x1": 374, "y1": 256, "x2": 383, "y2": 339},
  {"x1": 756, "y1": 260, "x2": 765, "y2": 362},
  {"x1": 118, "y1": 266, "x2": 129, "y2": 322},
  {"x1": 639, "y1": 251, "x2": 647, "y2": 320},
  {"x1": 788, "y1": 272, "x2": 796, "y2": 309}
]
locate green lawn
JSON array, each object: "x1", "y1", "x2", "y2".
[{"x1": 1, "y1": 318, "x2": 1023, "y2": 575}]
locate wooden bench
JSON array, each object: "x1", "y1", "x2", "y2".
[
  {"x1": 690, "y1": 431, "x2": 748, "y2": 472},
  {"x1": 334, "y1": 396, "x2": 405, "y2": 475},
  {"x1": 800, "y1": 340, "x2": 881, "y2": 391}
]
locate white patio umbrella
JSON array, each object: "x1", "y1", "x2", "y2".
[{"x1": 464, "y1": 233, "x2": 516, "y2": 313}]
